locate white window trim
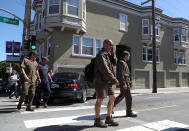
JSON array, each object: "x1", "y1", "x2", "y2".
[
  {"x1": 47, "y1": 0, "x2": 61, "y2": 16},
  {"x1": 82, "y1": 1, "x2": 86, "y2": 21},
  {"x1": 119, "y1": 13, "x2": 128, "y2": 32},
  {"x1": 173, "y1": 28, "x2": 180, "y2": 42},
  {"x1": 142, "y1": 46, "x2": 160, "y2": 63},
  {"x1": 72, "y1": 35, "x2": 102, "y2": 58},
  {"x1": 66, "y1": 0, "x2": 80, "y2": 18},
  {"x1": 142, "y1": 19, "x2": 149, "y2": 35}
]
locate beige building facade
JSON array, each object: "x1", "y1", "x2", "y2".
[{"x1": 31, "y1": 0, "x2": 189, "y2": 89}]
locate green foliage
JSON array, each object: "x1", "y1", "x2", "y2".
[{"x1": 0, "y1": 60, "x2": 20, "y2": 80}]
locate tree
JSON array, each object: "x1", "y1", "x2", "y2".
[{"x1": 0, "y1": 60, "x2": 20, "y2": 80}]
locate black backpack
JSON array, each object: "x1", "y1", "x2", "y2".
[{"x1": 84, "y1": 58, "x2": 96, "y2": 82}]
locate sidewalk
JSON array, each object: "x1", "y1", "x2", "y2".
[{"x1": 115, "y1": 87, "x2": 189, "y2": 96}]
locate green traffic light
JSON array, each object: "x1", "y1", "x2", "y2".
[{"x1": 31, "y1": 45, "x2": 36, "y2": 50}]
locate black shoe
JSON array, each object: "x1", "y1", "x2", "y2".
[
  {"x1": 17, "y1": 104, "x2": 21, "y2": 110},
  {"x1": 26, "y1": 107, "x2": 34, "y2": 112},
  {"x1": 126, "y1": 112, "x2": 137, "y2": 117},
  {"x1": 36, "y1": 105, "x2": 40, "y2": 108},
  {"x1": 94, "y1": 118, "x2": 107, "y2": 128},
  {"x1": 105, "y1": 116, "x2": 119, "y2": 126}
]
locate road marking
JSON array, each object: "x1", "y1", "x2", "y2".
[
  {"x1": 117, "y1": 120, "x2": 189, "y2": 131},
  {"x1": 21, "y1": 105, "x2": 106, "y2": 114},
  {"x1": 134, "y1": 105, "x2": 177, "y2": 112},
  {"x1": 144, "y1": 97, "x2": 161, "y2": 100}
]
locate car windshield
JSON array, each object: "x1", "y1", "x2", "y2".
[{"x1": 52, "y1": 73, "x2": 79, "y2": 80}]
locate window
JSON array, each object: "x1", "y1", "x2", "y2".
[
  {"x1": 173, "y1": 29, "x2": 179, "y2": 41},
  {"x1": 48, "y1": 0, "x2": 60, "y2": 15},
  {"x1": 34, "y1": 15, "x2": 38, "y2": 31},
  {"x1": 142, "y1": 19, "x2": 149, "y2": 34},
  {"x1": 142, "y1": 46, "x2": 160, "y2": 62},
  {"x1": 73, "y1": 35, "x2": 102, "y2": 57},
  {"x1": 67, "y1": 0, "x2": 79, "y2": 16},
  {"x1": 42, "y1": 0, "x2": 46, "y2": 17},
  {"x1": 38, "y1": 13, "x2": 42, "y2": 30},
  {"x1": 47, "y1": 38, "x2": 52, "y2": 56},
  {"x1": 96, "y1": 39, "x2": 102, "y2": 54},
  {"x1": 82, "y1": 37, "x2": 93, "y2": 55},
  {"x1": 182, "y1": 29, "x2": 187, "y2": 42},
  {"x1": 120, "y1": 13, "x2": 128, "y2": 32},
  {"x1": 155, "y1": 21, "x2": 159, "y2": 35},
  {"x1": 174, "y1": 51, "x2": 186, "y2": 65},
  {"x1": 73, "y1": 35, "x2": 80, "y2": 54}
]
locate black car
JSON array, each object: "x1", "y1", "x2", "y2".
[
  {"x1": 50, "y1": 72, "x2": 95, "y2": 103},
  {"x1": 0, "y1": 79, "x2": 6, "y2": 93}
]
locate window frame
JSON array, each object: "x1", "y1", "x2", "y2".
[
  {"x1": 155, "y1": 21, "x2": 159, "y2": 36},
  {"x1": 142, "y1": 46, "x2": 160, "y2": 63},
  {"x1": 47, "y1": 36, "x2": 52, "y2": 57},
  {"x1": 119, "y1": 13, "x2": 128, "y2": 32},
  {"x1": 66, "y1": 0, "x2": 80, "y2": 18},
  {"x1": 181, "y1": 28, "x2": 187, "y2": 42},
  {"x1": 72, "y1": 35, "x2": 102, "y2": 57},
  {"x1": 47, "y1": 0, "x2": 60, "y2": 16},
  {"x1": 173, "y1": 28, "x2": 180, "y2": 41},
  {"x1": 174, "y1": 51, "x2": 186, "y2": 65},
  {"x1": 142, "y1": 19, "x2": 149, "y2": 35}
]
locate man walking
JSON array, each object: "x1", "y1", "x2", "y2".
[
  {"x1": 35, "y1": 57, "x2": 53, "y2": 108},
  {"x1": 114, "y1": 51, "x2": 137, "y2": 117},
  {"x1": 94, "y1": 39, "x2": 120, "y2": 128},
  {"x1": 17, "y1": 51, "x2": 41, "y2": 111}
]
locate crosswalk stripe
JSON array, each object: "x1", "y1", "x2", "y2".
[
  {"x1": 117, "y1": 126, "x2": 155, "y2": 131},
  {"x1": 21, "y1": 105, "x2": 106, "y2": 114},
  {"x1": 116, "y1": 120, "x2": 189, "y2": 131}
]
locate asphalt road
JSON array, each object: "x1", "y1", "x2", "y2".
[{"x1": 0, "y1": 90, "x2": 189, "y2": 131}]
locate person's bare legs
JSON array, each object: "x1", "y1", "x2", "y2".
[
  {"x1": 107, "y1": 95, "x2": 115, "y2": 116},
  {"x1": 95, "y1": 98, "x2": 103, "y2": 118}
]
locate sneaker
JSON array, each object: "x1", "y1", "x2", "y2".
[
  {"x1": 94, "y1": 118, "x2": 107, "y2": 128},
  {"x1": 105, "y1": 116, "x2": 119, "y2": 126}
]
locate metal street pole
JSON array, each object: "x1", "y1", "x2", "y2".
[{"x1": 141, "y1": 0, "x2": 157, "y2": 93}]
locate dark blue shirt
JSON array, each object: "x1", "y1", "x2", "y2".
[{"x1": 38, "y1": 64, "x2": 49, "y2": 84}]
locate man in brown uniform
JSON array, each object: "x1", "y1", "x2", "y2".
[
  {"x1": 17, "y1": 51, "x2": 41, "y2": 111},
  {"x1": 94, "y1": 40, "x2": 120, "y2": 128},
  {"x1": 114, "y1": 51, "x2": 137, "y2": 117}
]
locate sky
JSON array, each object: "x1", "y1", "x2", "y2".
[{"x1": 0, "y1": 0, "x2": 189, "y2": 62}]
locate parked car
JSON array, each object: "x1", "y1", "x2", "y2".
[
  {"x1": 50, "y1": 72, "x2": 95, "y2": 103},
  {"x1": 0, "y1": 79, "x2": 6, "y2": 93}
]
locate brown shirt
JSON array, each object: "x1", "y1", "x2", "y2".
[
  {"x1": 21, "y1": 58, "x2": 38, "y2": 83},
  {"x1": 116, "y1": 60, "x2": 131, "y2": 87},
  {"x1": 94, "y1": 48, "x2": 117, "y2": 87}
]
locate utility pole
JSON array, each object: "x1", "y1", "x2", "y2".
[
  {"x1": 22, "y1": 0, "x2": 31, "y2": 53},
  {"x1": 141, "y1": 0, "x2": 157, "y2": 93}
]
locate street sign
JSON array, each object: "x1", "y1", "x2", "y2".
[
  {"x1": 6, "y1": 55, "x2": 20, "y2": 62},
  {"x1": 6, "y1": 41, "x2": 21, "y2": 53},
  {"x1": 0, "y1": 16, "x2": 19, "y2": 25}
]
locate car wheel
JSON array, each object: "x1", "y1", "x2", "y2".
[{"x1": 80, "y1": 89, "x2": 87, "y2": 103}]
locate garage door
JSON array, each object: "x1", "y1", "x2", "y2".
[
  {"x1": 182, "y1": 73, "x2": 189, "y2": 87},
  {"x1": 169, "y1": 72, "x2": 179, "y2": 87},
  {"x1": 157, "y1": 72, "x2": 165, "y2": 88},
  {"x1": 135, "y1": 71, "x2": 149, "y2": 89}
]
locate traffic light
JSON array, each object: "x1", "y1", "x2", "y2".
[
  {"x1": 22, "y1": 39, "x2": 30, "y2": 50},
  {"x1": 31, "y1": 35, "x2": 36, "y2": 50}
]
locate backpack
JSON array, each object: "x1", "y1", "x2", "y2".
[{"x1": 84, "y1": 58, "x2": 96, "y2": 82}]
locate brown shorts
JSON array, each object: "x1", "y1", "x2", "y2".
[{"x1": 95, "y1": 86, "x2": 114, "y2": 99}]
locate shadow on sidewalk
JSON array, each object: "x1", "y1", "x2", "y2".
[{"x1": 33, "y1": 125, "x2": 93, "y2": 131}]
